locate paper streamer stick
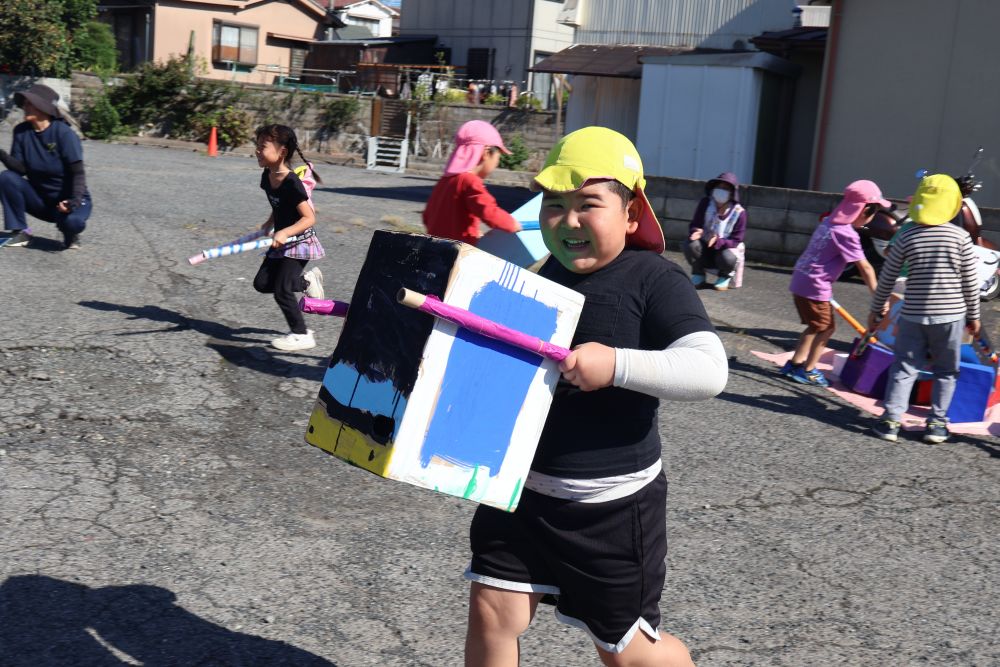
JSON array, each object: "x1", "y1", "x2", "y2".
[
  {"x1": 188, "y1": 237, "x2": 273, "y2": 264},
  {"x1": 396, "y1": 288, "x2": 571, "y2": 362},
  {"x1": 188, "y1": 230, "x2": 302, "y2": 265},
  {"x1": 299, "y1": 296, "x2": 350, "y2": 317}
]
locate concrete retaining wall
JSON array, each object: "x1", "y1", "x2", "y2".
[{"x1": 647, "y1": 176, "x2": 1000, "y2": 266}]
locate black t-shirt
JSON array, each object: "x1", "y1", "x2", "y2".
[
  {"x1": 260, "y1": 169, "x2": 308, "y2": 231},
  {"x1": 10, "y1": 120, "x2": 84, "y2": 203},
  {"x1": 532, "y1": 249, "x2": 715, "y2": 478}
]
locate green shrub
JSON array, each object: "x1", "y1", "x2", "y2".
[
  {"x1": 515, "y1": 93, "x2": 542, "y2": 111},
  {"x1": 82, "y1": 92, "x2": 121, "y2": 139},
  {"x1": 108, "y1": 55, "x2": 195, "y2": 127},
  {"x1": 0, "y1": 0, "x2": 72, "y2": 76},
  {"x1": 482, "y1": 93, "x2": 506, "y2": 106},
  {"x1": 71, "y1": 20, "x2": 117, "y2": 75},
  {"x1": 187, "y1": 105, "x2": 254, "y2": 149},
  {"x1": 440, "y1": 88, "x2": 468, "y2": 104},
  {"x1": 499, "y1": 134, "x2": 529, "y2": 171},
  {"x1": 319, "y1": 96, "x2": 360, "y2": 134}
]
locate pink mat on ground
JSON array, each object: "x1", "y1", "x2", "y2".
[{"x1": 751, "y1": 349, "x2": 1000, "y2": 436}]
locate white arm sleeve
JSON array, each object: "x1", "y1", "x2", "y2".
[{"x1": 613, "y1": 330, "x2": 728, "y2": 401}]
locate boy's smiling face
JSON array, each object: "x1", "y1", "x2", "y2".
[{"x1": 540, "y1": 181, "x2": 640, "y2": 274}]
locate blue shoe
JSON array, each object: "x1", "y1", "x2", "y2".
[
  {"x1": 789, "y1": 366, "x2": 830, "y2": 387},
  {"x1": 779, "y1": 360, "x2": 800, "y2": 378},
  {"x1": 713, "y1": 277, "x2": 732, "y2": 291},
  {"x1": 691, "y1": 274, "x2": 705, "y2": 286}
]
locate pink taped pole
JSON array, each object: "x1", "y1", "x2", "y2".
[
  {"x1": 396, "y1": 288, "x2": 571, "y2": 362},
  {"x1": 299, "y1": 297, "x2": 350, "y2": 317}
]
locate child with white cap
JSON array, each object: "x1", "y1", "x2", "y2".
[
  {"x1": 868, "y1": 174, "x2": 980, "y2": 443},
  {"x1": 463, "y1": 127, "x2": 727, "y2": 667},
  {"x1": 422, "y1": 120, "x2": 521, "y2": 245}
]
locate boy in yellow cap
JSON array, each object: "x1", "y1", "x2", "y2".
[
  {"x1": 463, "y1": 127, "x2": 728, "y2": 666},
  {"x1": 868, "y1": 174, "x2": 980, "y2": 443}
]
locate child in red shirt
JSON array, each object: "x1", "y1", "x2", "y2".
[{"x1": 422, "y1": 120, "x2": 521, "y2": 244}]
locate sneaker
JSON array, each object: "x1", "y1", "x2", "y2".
[
  {"x1": 789, "y1": 365, "x2": 830, "y2": 387},
  {"x1": 63, "y1": 232, "x2": 81, "y2": 250},
  {"x1": 779, "y1": 360, "x2": 801, "y2": 378},
  {"x1": 271, "y1": 329, "x2": 317, "y2": 351},
  {"x1": 303, "y1": 267, "x2": 324, "y2": 299},
  {"x1": 1, "y1": 230, "x2": 30, "y2": 247},
  {"x1": 923, "y1": 420, "x2": 950, "y2": 444},
  {"x1": 714, "y1": 276, "x2": 732, "y2": 291},
  {"x1": 691, "y1": 274, "x2": 705, "y2": 286},
  {"x1": 872, "y1": 419, "x2": 901, "y2": 442}
]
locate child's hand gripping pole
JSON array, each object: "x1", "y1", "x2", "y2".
[
  {"x1": 396, "y1": 288, "x2": 571, "y2": 362},
  {"x1": 299, "y1": 297, "x2": 350, "y2": 317},
  {"x1": 830, "y1": 298, "x2": 878, "y2": 357},
  {"x1": 974, "y1": 332, "x2": 999, "y2": 365},
  {"x1": 187, "y1": 230, "x2": 301, "y2": 265}
]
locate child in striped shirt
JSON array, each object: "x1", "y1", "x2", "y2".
[{"x1": 868, "y1": 174, "x2": 981, "y2": 444}]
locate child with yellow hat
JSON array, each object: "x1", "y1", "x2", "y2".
[
  {"x1": 868, "y1": 173, "x2": 981, "y2": 443},
  {"x1": 462, "y1": 127, "x2": 727, "y2": 666}
]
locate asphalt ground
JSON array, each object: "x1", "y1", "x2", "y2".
[{"x1": 0, "y1": 136, "x2": 998, "y2": 666}]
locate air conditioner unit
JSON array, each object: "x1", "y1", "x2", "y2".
[{"x1": 557, "y1": 0, "x2": 584, "y2": 27}]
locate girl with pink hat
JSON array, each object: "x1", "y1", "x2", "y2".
[{"x1": 422, "y1": 120, "x2": 521, "y2": 245}]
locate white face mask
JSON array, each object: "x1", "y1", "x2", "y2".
[{"x1": 711, "y1": 188, "x2": 731, "y2": 204}]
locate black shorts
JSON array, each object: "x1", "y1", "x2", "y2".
[{"x1": 465, "y1": 471, "x2": 668, "y2": 653}]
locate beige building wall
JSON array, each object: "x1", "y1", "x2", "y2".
[
  {"x1": 152, "y1": 1, "x2": 322, "y2": 85},
  {"x1": 814, "y1": 0, "x2": 1000, "y2": 206}
]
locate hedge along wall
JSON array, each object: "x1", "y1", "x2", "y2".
[
  {"x1": 647, "y1": 176, "x2": 1000, "y2": 266},
  {"x1": 69, "y1": 71, "x2": 374, "y2": 152},
  {"x1": 69, "y1": 71, "x2": 557, "y2": 161}
]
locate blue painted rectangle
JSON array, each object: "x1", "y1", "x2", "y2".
[{"x1": 419, "y1": 279, "x2": 557, "y2": 475}]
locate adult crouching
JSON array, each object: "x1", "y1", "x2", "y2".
[
  {"x1": 684, "y1": 172, "x2": 747, "y2": 291},
  {"x1": 0, "y1": 84, "x2": 92, "y2": 249}
]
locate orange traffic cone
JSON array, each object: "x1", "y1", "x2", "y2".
[{"x1": 207, "y1": 126, "x2": 218, "y2": 157}]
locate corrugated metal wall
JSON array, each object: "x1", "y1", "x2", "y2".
[
  {"x1": 637, "y1": 62, "x2": 761, "y2": 180},
  {"x1": 575, "y1": 0, "x2": 797, "y2": 49}
]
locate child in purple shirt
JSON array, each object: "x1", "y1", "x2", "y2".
[{"x1": 782, "y1": 180, "x2": 886, "y2": 386}]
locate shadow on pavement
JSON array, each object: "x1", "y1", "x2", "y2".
[
  {"x1": 78, "y1": 301, "x2": 278, "y2": 344},
  {"x1": 716, "y1": 325, "x2": 858, "y2": 354},
  {"x1": 0, "y1": 575, "x2": 336, "y2": 666},
  {"x1": 77, "y1": 301, "x2": 329, "y2": 381},
  {"x1": 11, "y1": 235, "x2": 66, "y2": 253},
  {"x1": 721, "y1": 356, "x2": 873, "y2": 435},
  {"x1": 208, "y1": 342, "x2": 328, "y2": 382}
]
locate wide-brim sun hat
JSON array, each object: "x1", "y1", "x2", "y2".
[
  {"x1": 705, "y1": 171, "x2": 741, "y2": 203},
  {"x1": 13, "y1": 83, "x2": 62, "y2": 119},
  {"x1": 531, "y1": 126, "x2": 665, "y2": 254},
  {"x1": 909, "y1": 173, "x2": 962, "y2": 225},
  {"x1": 827, "y1": 179, "x2": 892, "y2": 225},
  {"x1": 443, "y1": 120, "x2": 511, "y2": 176}
]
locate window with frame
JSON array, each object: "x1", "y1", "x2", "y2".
[{"x1": 212, "y1": 21, "x2": 258, "y2": 66}]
